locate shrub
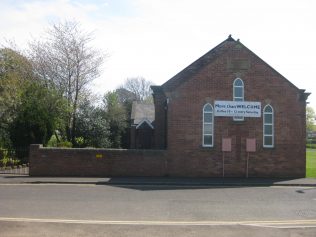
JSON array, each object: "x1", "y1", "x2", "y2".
[
  {"x1": 75, "y1": 137, "x2": 84, "y2": 148},
  {"x1": 306, "y1": 144, "x2": 316, "y2": 149},
  {"x1": 57, "y1": 141, "x2": 72, "y2": 148},
  {"x1": 47, "y1": 135, "x2": 58, "y2": 147},
  {"x1": 0, "y1": 150, "x2": 20, "y2": 167},
  {"x1": 307, "y1": 138, "x2": 316, "y2": 144}
]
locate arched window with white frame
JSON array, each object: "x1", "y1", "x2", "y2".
[
  {"x1": 203, "y1": 103, "x2": 214, "y2": 147},
  {"x1": 233, "y1": 78, "x2": 244, "y2": 121},
  {"x1": 263, "y1": 104, "x2": 274, "y2": 148}
]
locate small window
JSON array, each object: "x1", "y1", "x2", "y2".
[
  {"x1": 263, "y1": 104, "x2": 274, "y2": 148},
  {"x1": 203, "y1": 104, "x2": 214, "y2": 147},
  {"x1": 233, "y1": 78, "x2": 244, "y2": 121}
]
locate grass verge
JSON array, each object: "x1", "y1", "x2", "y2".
[{"x1": 306, "y1": 149, "x2": 316, "y2": 177}]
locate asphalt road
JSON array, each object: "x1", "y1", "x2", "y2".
[{"x1": 1, "y1": 183, "x2": 316, "y2": 236}]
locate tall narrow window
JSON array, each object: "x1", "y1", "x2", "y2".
[
  {"x1": 233, "y1": 78, "x2": 244, "y2": 121},
  {"x1": 203, "y1": 103, "x2": 214, "y2": 147},
  {"x1": 263, "y1": 104, "x2": 274, "y2": 148}
]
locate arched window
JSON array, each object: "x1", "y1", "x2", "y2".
[
  {"x1": 233, "y1": 78, "x2": 244, "y2": 121},
  {"x1": 203, "y1": 103, "x2": 214, "y2": 147},
  {"x1": 263, "y1": 104, "x2": 274, "y2": 148}
]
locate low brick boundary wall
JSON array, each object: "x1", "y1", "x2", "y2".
[
  {"x1": 29, "y1": 144, "x2": 167, "y2": 177},
  {"x1": 29, "y1": 144, "x2": 305, "y2": 178}
]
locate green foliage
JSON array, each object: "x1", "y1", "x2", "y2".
[
  {"x1": 306, "y1": 106, "x2": 316, "y2": 134},
  {"x1": 9, "y1": 82, "x2": 67, "y2": 148},
  {"x1": 57, "y1": 141, "x2": 73, "y2": 148},
  {"x1": 0, "y1": 149, "x2": 21, "y2": 167},
  {"x1": 0, "y1": 48, "x2": 34, "y2": 148},
  {"x1": 306, "y1": 149, "x2": 316, "y2": 177},
  {"x1": 306, "y1": 138, "x2": 316, "y2": 150},
  {"x1": 1, "y1": 46, "x2": 138, "y2": 150},
  {"x1": 103, "y1": 91, "x2": 128, "y2": 148},
  {"x1": 306, "y1": 144, "x2": 316, "y2": 149},
  {"x1": 75, "y1": 137, "x2": 85, "y2": 147},
  {"x1": 47, "y1": 135, "x2": 58, "y2": 147},
  {"x1": 29, "y1": 21, "x2": 104, "y2": 144},
  {"x1": 74, "y1": 99, "x2": 110, "y2": 148},
  {"x1": 47, "y1": 134, "x2": 73, "y2": 148},
  {"x1": 0, "y1": 129, "x2": 11, "y2": 149},
  {"x1": 307, "y1": 138, "x2": 316, "y2": 144},
  {"x1": 0, "y1": 149, "x2": 9, "y2": 167},
  {"x1": 0, "y1": 156, "x2": 20, "y2": 167}
]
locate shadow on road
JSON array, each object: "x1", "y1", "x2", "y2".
[
  {"x1": 96, "y1": 177, "x2": 300, "y2": 191},
  {"x1": 1, "y1": 175, "x2": 314, "y2": 191}
]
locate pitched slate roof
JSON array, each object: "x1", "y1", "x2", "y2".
[{"x1": 131, "y1": 101, "x2": 155, "y2": 125}]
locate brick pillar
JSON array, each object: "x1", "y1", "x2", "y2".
[
  {"x1": 29, "y1": 144, "x2": 42, "y2": 176},
  {"x1": 151, "y1": 86, "x2": 167, "y2": 149}
]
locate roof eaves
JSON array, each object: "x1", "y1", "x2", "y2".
[
  {"x1": 151, "y1": 85, "x2": 164, "y2": 94},
  {"x1": 136, "y1": 118, "x2": 154, "y2": 129}
]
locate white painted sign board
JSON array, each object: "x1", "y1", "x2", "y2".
[{"x1": 214, "y1": 101, "x2": 261, "y2": 117}]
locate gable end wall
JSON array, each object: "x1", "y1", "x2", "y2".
[{"x1": 163, "y1": 44, "x2": 306, "y2": 177}]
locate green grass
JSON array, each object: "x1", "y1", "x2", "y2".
[{"x1": 306, "y1": 149, "x2": 316, "y2": 177}]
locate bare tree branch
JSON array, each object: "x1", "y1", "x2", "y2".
[
  {"x1": 120, "y1": 77, "x2": 154, "y2": 102},
  {"x1": 28, "y1": 20, "x2": 105, "y2": 143}
]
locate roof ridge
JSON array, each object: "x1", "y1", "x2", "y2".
[{"x1": 162, "y1": 36, "x2": 236, "y2": 91}]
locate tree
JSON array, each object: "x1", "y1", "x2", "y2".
[
  {"x1": 120, "y1": 77, "x2": 154, "y2": 102},
  {"x1": 115, "y1": 87, "x2": 136, "y2": 120},
  {"x1": 103, "y1": 91, "x2": 128, "y2": 148},
  {"x1": 29, "y1": 21, "x2": 104, "y2": 144},
  {"x1": 115, "y1": 88, "x2": 137, "y2": 105},
  {"x1": 0, "y1": 48, "x2": 35, "y2": 148},
  {"x1": 307, "y1": 106, "x2": 316, "y2": 134},
  {"x1": 74, "y1": 99, "x2": 110, "y2": 148},
  {"x1": 9, "y1": 82, "x2": 67, "y2": 148}
]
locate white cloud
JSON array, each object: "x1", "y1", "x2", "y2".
[{"x1": 1, "y1": 0, "x2": 316, "y2": 108}]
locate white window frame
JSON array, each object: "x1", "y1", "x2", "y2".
[
  {"x1": 233, "y1": 78, "x2": 244, "y2": 121},
  {"x1": 202, "y1": 103, "x2": 214, "y2": 147},
  {"x1": 263, "y1": 104, "x2": 274, "y2": 148}
]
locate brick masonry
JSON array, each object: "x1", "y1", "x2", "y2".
[
  {"x1": 29, "y1": 37, "x2": 308, "y2": 178},
  {"x1": 151, "y1": 37, "x2": 307, "y2": 178},
  {"x1": 29, "y1": 144, "x2": 167, "y2": 177}
]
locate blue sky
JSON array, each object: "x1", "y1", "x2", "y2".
[{"x1": 1, "y1": 0, "x2": 316, "y2": 109}]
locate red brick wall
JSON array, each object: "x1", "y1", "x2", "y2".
[
  {"x1": 152, "y1": 87, "x2": 167, "y2": 149},
  {"x1": 29, "y1": 144, "x2": 167, "y2": 177},
  {"x1": 161, "y1": 43, "x2": 306, "y2": 178}
]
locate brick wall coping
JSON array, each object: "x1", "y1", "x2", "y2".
[{"x1": 30, "y1": 144, "x2": 166, "y2": 153}]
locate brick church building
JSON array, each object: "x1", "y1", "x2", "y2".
[
  {"x1": 148, "y1": 35, "x2": 310, "y2": 177},
  {"x1": 29, "y1": 35, "x2": 310, "y2": 178}
]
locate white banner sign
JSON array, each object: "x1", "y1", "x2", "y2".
[{"x1": 214, "y1": 101, "x2": 261, "y2": 117}]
